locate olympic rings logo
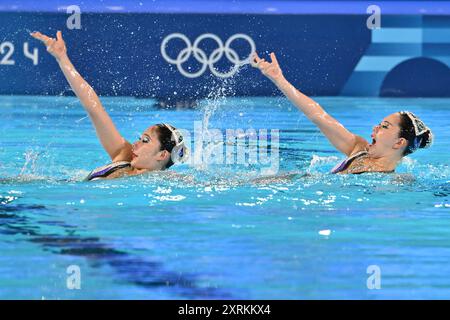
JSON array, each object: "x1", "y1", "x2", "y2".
[{"x1": 161, "y1": 33, "x2": 256, "y2": 78}]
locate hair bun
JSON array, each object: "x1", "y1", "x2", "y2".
[{"x1": 419, "y1": 129, "x2": 433, "y2": 149}]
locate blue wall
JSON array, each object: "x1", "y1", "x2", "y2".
[{"x1": 1, "y1": 1, "x2": 450, "y2": 98}]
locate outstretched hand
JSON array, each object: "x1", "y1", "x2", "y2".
[
  {"x1": 31, "y1": 30, "x2": 67, "y2": 61},
  {"x1": 251, "y1": 52, "x2": 284, "y2": 83}
]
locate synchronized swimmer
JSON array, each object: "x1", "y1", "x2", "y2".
[
  {"x1": 31, "y1": 31, "x2": 433, "y2": 180},
  {"x1": 31, "y1": 31, "x2": 188, "y2": 181},
  {"x1": 252, "y1": 52, "x2": 432, "y2": 174}
]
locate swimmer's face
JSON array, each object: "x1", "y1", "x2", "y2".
[
  {"x1": 369, "y1": 113, "x2": 407, "y2": 156},
  {"x1": 131, "y1": 126, "x2": 171, "y2": 170}
]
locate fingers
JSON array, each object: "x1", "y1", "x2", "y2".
[
  {"x1": 30, "y1": 31, "x2": 53, "y2": 45},
  {"x1": 259, "y1": 60, "x2": 270, "y2": 69},
  {"x1": 251, "y1": 52, "x2": 261, "y2": 67},
  {"x1": 56, "y1": 30, "x2": 63, "y2": 41},
  {"x1": 252, "y1": 51, "x2": 281, "y2": 78},
  {"x1": 252, "y1": 52, "x2": 279, "y2": 68},
  {"x1": 270, "y1": 52, "x2": 279, "y2": 66}
]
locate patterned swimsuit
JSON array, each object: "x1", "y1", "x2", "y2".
[
  {"x1": 85, "y1": 161, "x2": 131, "y2": 181},
  {"x1": 330, "y1": 150, "x2": 369, "y2": 174}
]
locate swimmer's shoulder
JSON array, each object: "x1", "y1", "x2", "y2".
[
  {"x1": 104, "y1": 166, "x2": 133, "y2": 179},
  {"x1": 86, "y1": 161, "x2": 132, "y2": 181},
  {"x1": 111, "y1": 142, "x2": 134, "y2": 163},
  {"x1": 348, "y1": 135, "x2": 370, "y2": 157}
]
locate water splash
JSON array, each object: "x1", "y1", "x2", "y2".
[
  {"x1": 194, "y1": 76, "x2": 238, "y2": 171},
  {"x1": 307, "y1": 154, "x2": 340, "y2": 174},
  {"x1": 19, "y1": 149, "x2": 41, "y2": 176}
]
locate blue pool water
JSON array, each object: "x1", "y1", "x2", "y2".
[{"x1": 0, "y1": 95, "x2": 449, "y2": 299}]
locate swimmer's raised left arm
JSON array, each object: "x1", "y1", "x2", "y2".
[
  {"x1": 31, "y1": 31, "x2": 132, "y2": 162},
  {"x1": 252, "y1": 52, "x2": 366, "y2": 156}
]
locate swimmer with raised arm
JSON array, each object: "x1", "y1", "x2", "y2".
[
  {"x1": 31, "y1": 31, "x2": 188, "y2": 180},
  {"x1": 252, "y1": 52, "x2": 433, "y2": 174}
]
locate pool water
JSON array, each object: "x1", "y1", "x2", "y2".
[{"x1": 0, "y1": 95, "x2": 449, "y2": 299}]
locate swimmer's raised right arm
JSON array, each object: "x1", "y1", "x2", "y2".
[
  {"x1": 31, "y1": 31, "x2": 132, "y2": 162},
  {"x1": 252, "y1": 52, "x2": 366, "y2": 156}
]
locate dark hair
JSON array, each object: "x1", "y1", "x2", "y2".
[
  {"x1": 155, "y1": 124, "x2": 178, "y2": 169},
  {"x1": 398, "y1": 112, "x2": 432, "y2": 156}
]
